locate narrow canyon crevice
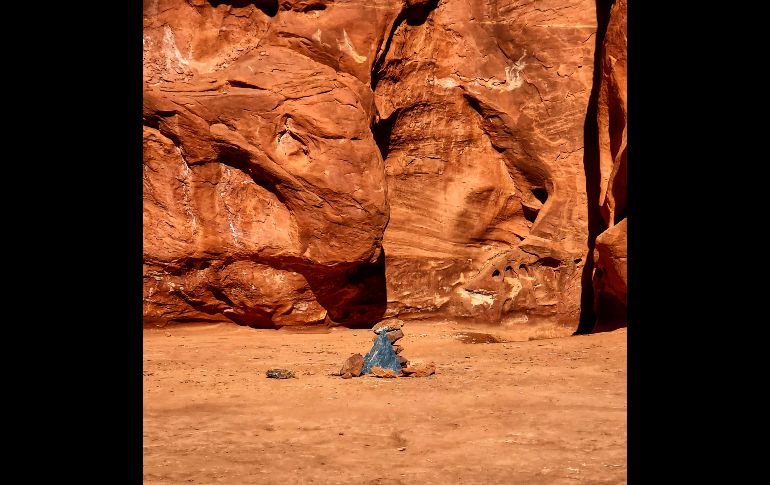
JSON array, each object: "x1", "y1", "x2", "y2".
[
  {"x1": 577, "y1": 0, "x2": 627, "y2": 333},
  {"x1": 576, "y1": 0, "x2": 617, "y2": 334}
]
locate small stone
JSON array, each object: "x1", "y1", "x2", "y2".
[
  {"x1": 371, "y1": 366, "x2": 398, "y2": 378},
  {"x1": 369, "y1": 328, "x2": 405, "y2": 344},
  {"x1": 386, "y1": 329, "x2": 404, "y2": 344},
  {"x1": 341, "y1": 372, "x2": 352, "y2": 379},
  {"x1": 165, "y1": 331, "x2": 172, "y2": 337},
  {"x1": 401, "y1": 362, "x2": 436, "y2": 377},
  {"x1": 397, "y1": 447, "x2": 406, "y2": 451},
  {"x1": 372, "y1": 320, "x2": 404, "y2": 334},
  {"x1": 397, "y1": 355, "x2": 409, "y2": 367},
  {"x1": 339, "y1": 353, "x2": 364, "y2": 377},
  {"x1": 266, "y1": 368, "x2": 296, "y2": 379}
]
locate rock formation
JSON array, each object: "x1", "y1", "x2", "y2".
[
  {"x1": 143, "y1": 0, "x2": 395, "y2": 327},
  {"x1": 591, "y1": 0, "x2": 626, "y2": 331},
  {"x1": 143, "y1": 0, "x2": 624, "y2": 332},
  {"x1": 339, "y1": 321, "x2": 435, "y2": 378},
  {"x1": 372, "y1": 0, "x2": 597, "y2": 329}
]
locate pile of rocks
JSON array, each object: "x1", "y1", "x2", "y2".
[
  {"x1": 336, "y1": 321, "x2": 435, "y2": 378},
  {"x1": 368, "y1": 320, "x2": 408, "y2": 370}
]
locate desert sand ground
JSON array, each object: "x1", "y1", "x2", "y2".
[{"x1": 143, "y1": 322, "x2": 627, "y2": 484}]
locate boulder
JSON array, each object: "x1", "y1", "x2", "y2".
[{"x1": 339, "y1": 353, "x2": 365, "y2": 378}]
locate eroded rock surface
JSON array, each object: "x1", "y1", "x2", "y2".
[
  {"x1": 373, "y1": 0, "x2": 597, "y2": 328},
  {"x1": 143, "y1": 0, "x2": 607, "y2": 331},
  {"x1": 338, "y1": 353, "x2": 364, "y2": 377},
  {"x1": 592, "y1": 0, "x2": 627, "y2": 330},
  {"x1": 143, "y1": 0, "x2": 396, "y2": 327}
]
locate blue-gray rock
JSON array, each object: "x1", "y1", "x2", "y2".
[{"x1": 362, "y1": 331, "x2": 401, "y2": 374}]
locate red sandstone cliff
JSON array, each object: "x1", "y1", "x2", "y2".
[
  {"x1": 592, "y1": 0, "x2": 626, "y2": 331},
  {"x1": 143, "y1": 0, "x2": 625, "y2": 332},
  {"x1": 372, "y1": 0, "x2": 596, "y2": 328}
]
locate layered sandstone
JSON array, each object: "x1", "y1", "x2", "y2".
[{"x1": 143, "y1": 0, "x2": 606, "y2": 330}]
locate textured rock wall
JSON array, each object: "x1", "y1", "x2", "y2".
[
  {"x1": 143, "y1": 0, "x2": 607, "y2": 330},
  {"x1": 592, "y1": 0, "x2": 626, "y2": 331},
  {"x1": 143, "y1": 0, "x2": 398, "y2": 327},
  {"x1": 373, "y1": 0, "x2": 596, "y2": 327}
]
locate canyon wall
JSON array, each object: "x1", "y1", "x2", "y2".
[
  {"x1": 592, "y1": 0, "x2": 626, "y2": 331},
  {"x1": 143, "y1": 0, "x2": 621, "y2": 331},
  {"x1": 373, "y1": 0, "x2": 596, "y2": 327}
]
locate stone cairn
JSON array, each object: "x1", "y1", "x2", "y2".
[{"x1": 336, "y1": 320, "x2": 436, "y2": 379}]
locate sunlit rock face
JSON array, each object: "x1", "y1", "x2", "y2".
[
  {"x1": 373, "y1": 0, "x2": 597, "y2": 327},
  {"x1": 143, "y1": 0, "x2": 601, "y2": 331}
]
